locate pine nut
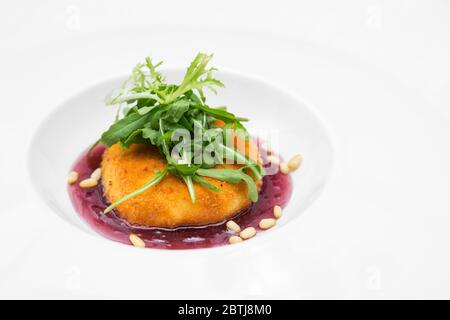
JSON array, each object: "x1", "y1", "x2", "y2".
[
  {"x1": 267, "y1": 155, "x2": 280, "y2": 166},
  {"x1": 259, "y1": 218, "x2": 276, "y2": 230},
  {"x1": 68, "y1": 171, "x2": 79, "y2": 184},
  {"x1": 129, "y1": 234, "x2": 146, "y2": 248},
  {"x1": 280, "y1": 162, "x2": 290, "y2": 175},
  {"x1": 273, "y1": 205, "x2": 282, "y2": 219},
  {"x1": 79, "y1": 178, "x2": 98, "y2": 189},
  {"x1": 229, "y1": 236, "x2": 243, "y2": 244},
  {"x1": 240, "y1": 227, "x2": 256, "y2": 240},
  {"x1": 288, "y1": 154, "x2": 303, "y2": 171},
  {"x1": 226, "y1": 220, "x2": 241, "y2": 233},
  {"x1": 90, "y1": 168, "x2": 102, "y2": 181}
]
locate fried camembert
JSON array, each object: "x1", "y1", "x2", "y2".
[{"x1": 102, "y1": 143, "x2": 262, "y2": 227}]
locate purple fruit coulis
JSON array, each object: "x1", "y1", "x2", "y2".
[{"x1": 68, "y1": 144, "x2": 292, "y2": 249}]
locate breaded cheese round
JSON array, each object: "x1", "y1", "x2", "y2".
[{"x1": 101, "y1": 144, "x2": 261, "y2": 228}]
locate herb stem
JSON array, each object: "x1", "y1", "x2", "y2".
[
  {"x1": 104, "y1": 167, "x2": 169, "y2": 213},
  {"x1": 182, "y1": 175, "x2": 196, "y2": 203},
  {"x1": 107, "y1": 92, "x2": 162, "y2": 105}
]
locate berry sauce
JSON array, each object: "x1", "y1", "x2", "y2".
[{"x1": 68, "y1": 145, "x2": 292, "y2": 249}]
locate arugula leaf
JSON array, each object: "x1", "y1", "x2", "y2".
[
  {"x1": 159, "y1": 118, "x2": 171, "y2": 162},
  {"x1": 192, "y1": 103, "x2": 248, "y2": 122},
  {"x1": 197, "y1": 168, "x2": 259, "y2": 202},
  {"x1": 192, "y1": 175, "x2": 221, "y2": 192},
  {"x1": 241, "y1": 163, "x2": 265, "y2": 181},
  {"x1": 141, "y1": 127, "x2": 160, "y2": 144},
  {"x1": 101, "y1": 112, "x2": 152, "y2": 147},
  {"x1": 172, "y1": 163, "x2": 200, "y2": 176},
  {"x1": 121, "y1": 129, "x2": 145, "y2": 149},
  {"x1": 106, "y1": 92, "x2": 161, "y2": 105},
  {"x1": 137, "y1": 106, "x2": 157, "y2": 115},
  {"x1": 164, "y1": 99, "x2": 190, "y2": 123}
]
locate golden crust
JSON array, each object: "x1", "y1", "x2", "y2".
[{"x1": 101, "y1": 144, "x2": 261, "y2": 228}]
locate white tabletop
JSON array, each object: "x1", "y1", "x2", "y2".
[{"x1": 1, "y1": 0, "x2": 449, "y2": 299}]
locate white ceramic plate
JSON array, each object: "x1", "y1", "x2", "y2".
[{"x1": 28, "y1": 69, "x2": 333, "y2": 243}]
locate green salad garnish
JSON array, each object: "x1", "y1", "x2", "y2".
[{"x1": 99, "y1": 53, "x2": 264, "y2": 213}]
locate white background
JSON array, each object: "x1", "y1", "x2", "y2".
[{"x1": 1, "y1": 0, "x2": 450, "y2": 299}]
